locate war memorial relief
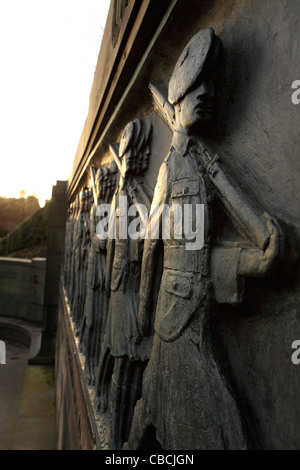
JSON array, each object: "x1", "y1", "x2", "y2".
[{"x1": 56, "y1": 0, "x2": 300, "y2": 450}]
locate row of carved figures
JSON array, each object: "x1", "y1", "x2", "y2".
[
  {"x1": 62, "y1": 117, "x2": 154, "y2": 449},
  {"x1": 62, "y1": 28, "x2": 285, "y2": 450}
]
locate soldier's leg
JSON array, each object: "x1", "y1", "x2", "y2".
[
  {"x1": 78, "y1": 315, "x2": 86, "y2": 354},
  {"x1": 107, "y1": 358, "x2": 148, "y2": 449},
  {"x1": 123, "y1": 397, "x2": 152, "y2": 450},
  {"x1": 95, "y1": 347, "x2": 114, "y2": 413},
  {"x1": 110, "y1": 357, "x2": 128, "y2": 449},
  {"x1": 90, "y1": 292, "x2": 102, "y2": 386},
  {"x1": 90, "y1": 336, "x2": 97, "y2": 386},
  {"x1": 123, "y1": 360, "x2": 147, "y2": 443},
  {"x1": 84, "y1": 325, "x2": 93, "y2": 385}
]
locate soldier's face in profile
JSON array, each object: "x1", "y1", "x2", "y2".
[
  {"x1": 175, "y1": 77, "x2": 217, "y2": 134},
  {"x1": 142, "y1": 144, "x2": 151, "y2": 171},
  {"x1": 96, "y1": 183, "x2": 102, "y2": 201},
  {"x1": 122, "y1": 148, "x2": 134, "y2": 175}
]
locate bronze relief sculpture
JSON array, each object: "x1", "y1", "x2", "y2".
[
  {"x1": 79, "y1": 165, "x2": 117, "y2": 385},
  {"x1": 66, "y1": 195, "x2": 79, "y2": 307},
  {"x1": 124, "y1": 28, "x2": 284, "y2": 450},
  {"x1": 73, "y1": 188, "x2": 90, "y2": 336},
  {"x1": 71, "y1": 190, "x2": 85, "y2": 327},
  {"x1": 61, "y1": 26, "x2": 287, "y2": 450},
  {"x1": 95, "y1": 118, "x2": 154, "y2": 449}
]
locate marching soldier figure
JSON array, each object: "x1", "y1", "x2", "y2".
[
  {"x1": 125, "y1": 28, "x2": 284, "y2": 450},
  {"x1": 79, "y1": 166, "x2": 117, "y2": 384},
  {"x1": 95, "y1": 118, "x2": 153, "y2": 449}
]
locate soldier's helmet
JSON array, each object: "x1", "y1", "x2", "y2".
[{"x1": 168, "y1": 27, "x2": 224, "y2": 105}]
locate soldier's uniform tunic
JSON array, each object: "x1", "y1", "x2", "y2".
[{"x1": 128, "y1": 132, "x2": 247, "y2": 450}]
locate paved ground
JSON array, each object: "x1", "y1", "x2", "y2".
[{"x1": 0, "y1": 340, "x2": 57, "y2": 450}]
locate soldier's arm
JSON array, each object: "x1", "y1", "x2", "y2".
[
  {"x1": 104, "y1": 196, "x2": 117, "y2": 297},
  {"x1": 211, "y1": 214, "x2": 283, "y2": 305},
  {"x1": 138, "y1": 162, "x2": 168, "y2": 336},
  {"x1": 91, "y1": 206, "x2": 107, "y2": 253},
  {"x1": 196, "y1": 144, "x2": 270, "y2": 251},
  {"x1": 238, "y1": 213, "x2": 283, "y2": 277},
  {"x1": 105, "y1": 238, "x2": 115, "y2": 297}
]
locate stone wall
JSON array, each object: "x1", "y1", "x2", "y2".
[
  {"x1": 57, "y1": 0, "x2": 300, "y2": 450},
  {"x1": 0, "y1": 257, "x2": 46, "y2": 323},
  {"x1": 32, "y1": 180, "x2": 68, "y2": 364},
  {"x1": 0, "y1": 181, "x2": 67, "y2": 450},
  {"x1": 0, "y1": 180, "x2": 67, "y2": 366}
]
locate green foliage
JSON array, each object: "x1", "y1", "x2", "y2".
[
  {"x1": 0, "y1": 228, "x2": 8, "y2": 238},
  {"x1": 0, "y1": 202, "x2": 50, "y2": 256},
  {"x1": 0, "y1": 195, "x2": 40, "y2": 234}
]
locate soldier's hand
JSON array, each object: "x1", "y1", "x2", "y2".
[
  {"x1": 138, "y1": 305, "x2": 150, "y2": 337},
  {"x1": 259, "y1": 212, "x2": 283, "y2": 275},
  {"x1": 92, "y1": 236, "x2": 100, "y2": 252},
  {"x1": 99, "y1": 239, "x2": 107, "y2": 252},
  {"x1": 92, "y1": 236, "x2": 106, "y2": 252}
]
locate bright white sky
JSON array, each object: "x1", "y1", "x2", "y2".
[{"x1": 0, "y1": 0, "x2": 111, "y2": 207}]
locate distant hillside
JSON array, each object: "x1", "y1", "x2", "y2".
[
  {"x1": 0, "y1": 202, "x2": 50, "y2": 258},
  {"x1": 0, "y1": 195, "x2": 40, "y2": 237}
]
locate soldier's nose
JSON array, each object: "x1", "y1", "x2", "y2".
[{"x1": 197, "y1": 80, "x2": 215, "y2": 99}]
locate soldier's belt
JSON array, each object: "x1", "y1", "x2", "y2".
[{"x1": 163, "y1": 245, "x2": 210, "y2": 273}]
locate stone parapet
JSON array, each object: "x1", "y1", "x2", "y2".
[{"x1": 0, "y1": 257, "x2": 46, "y2": 323}]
